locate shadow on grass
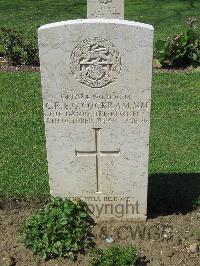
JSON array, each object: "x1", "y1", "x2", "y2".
[{"x1": 148, "y1": 173, "x2": 200, "y2": 217}]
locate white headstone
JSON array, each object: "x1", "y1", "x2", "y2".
[
  {"x1": 39, "y1": 8, "x2": 153, "y2": 222},
  {"x1": 87, "y1": 0, "x2": 124, "y2": 19}
]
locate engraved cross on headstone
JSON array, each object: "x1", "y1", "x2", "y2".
[
  {"x1": 87, "y1": 0, "x2": 124, "y2": 19},
  {"x1": 75, "y1": 128, "x2": 120, "y2": 193}
]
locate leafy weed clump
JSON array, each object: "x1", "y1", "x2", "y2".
[
  {"x1": 89, "y1": 245, "x2": 137, "y2": 266},
  {"x1": 155, "y1": 17, "x2": 200, "y2": 68},
  {"x1": 20, "y1": 197, "x2": 92, "y2": 260},
  {"x1": 0, "y1": 28, "x2": 39, "y2": 66}
]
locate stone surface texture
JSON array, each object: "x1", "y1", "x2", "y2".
[
  {"x1": 38, "y1": 19, "x2": 154, "y2": 221},
  {"x1": 87, "y1": 0, "x2": 124, "y2": 19}
]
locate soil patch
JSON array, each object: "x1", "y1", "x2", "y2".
[
  {"x1": 0, "y1": 65, "x2": 39, "y2": 72},
  {"x1": 0, "y1": 62, "x2": 199, "y2": 74},
  {"x1": 0, "y1": 200, "x2": 199, "y2": 266}
]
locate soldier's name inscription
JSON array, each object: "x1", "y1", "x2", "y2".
[{"x1": 44, "y1": 93, "x2": 150, "y2": 125}]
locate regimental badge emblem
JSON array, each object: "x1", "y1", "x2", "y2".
[{"x1": 70, "y1": 37, "x2": 121, "y2": 88}]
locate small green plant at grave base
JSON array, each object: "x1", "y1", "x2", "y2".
[
  {"x1": 0, "y1": 28, "x2": 39, "y2": 66},
  {"x1": 20, "y1": 197, "x2": 92, "y2": 260},
  {"x1": 155, "y1": 17, "x2": 200, "y2": 68},
  {"x1": 89, "y1": 245, "x2": 137, "y2": 266}
]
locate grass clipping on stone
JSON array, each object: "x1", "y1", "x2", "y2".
[{"x1": 19, "y1": 197, "x2": 92, "y2": 260}]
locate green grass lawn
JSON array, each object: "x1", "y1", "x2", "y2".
[
  {"x1": 150, "y1": 71, "x2": 200, "y2": 174},
  {"x1": 0, "y1": 72, "x2": 199, "y2": 206},
  {"x1": 0, "y1": 0, "x2": 199, "y2": 42},
  {"x1": 0, "y1": 73, "x2": 48, "y2": 198}
]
